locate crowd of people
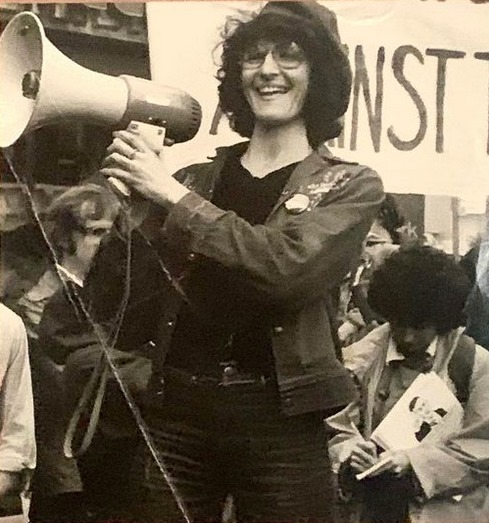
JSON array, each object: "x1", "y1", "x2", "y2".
[{"x1": 1, "y1": 1, "x2": 488, "y2": 522}]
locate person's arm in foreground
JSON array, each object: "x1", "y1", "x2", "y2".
[{"x1": 0, "y1": 306, "x2": 36, "y2": 498}]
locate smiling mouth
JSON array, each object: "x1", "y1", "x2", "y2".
[{"x1": 256, "y1": 86, "x2": 288, "y2": 96}]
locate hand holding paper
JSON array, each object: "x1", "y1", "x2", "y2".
[
  {"x1": 355, "y1": 450, "x2": 411, "y2": 480},
  {"x1": 349, "y1": 440, "x2": 378, "y2": 475}
]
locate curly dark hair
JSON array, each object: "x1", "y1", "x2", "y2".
[
  {"x1": 216, "y1": 10, "x2": 350, "y2": 147},
  {"x1": 367, "y1": 245, "x2": 471, "y2": 334}
]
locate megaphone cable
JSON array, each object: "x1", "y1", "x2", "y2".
[{"x1": 2, "y1": 149, "x2": 193, "y2": 523}]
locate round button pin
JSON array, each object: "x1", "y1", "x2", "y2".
[{"x1": 284, "y1": 194, "x2": 310, "y2": 214}]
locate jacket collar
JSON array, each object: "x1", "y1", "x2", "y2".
[
  {"x1": 210, "y1": 141, "x2": 340, "y2": 168},
  {"x1": 343, "y1": 324, "x2": 465, "y2": 380},
  {"x1": 385, "y1": 335, "x2": 438, "y2": 364},
  {"x1": 208, "y1": 142, "x2": 349, "y2": 216},
  {"x1": 271, "y1": 144, "x2": 351, "y2": 216}
]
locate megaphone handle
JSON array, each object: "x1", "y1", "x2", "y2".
[
  {"x1": 127, "y1": 120, "x2": 166, "y2": 156},
  {"x1": 107, "y1": 121, "x2": 166, "y2": 198}
]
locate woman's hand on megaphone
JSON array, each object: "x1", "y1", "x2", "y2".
[{"x1": 100, "y1": 129, "x2": 188, "y2": 207}]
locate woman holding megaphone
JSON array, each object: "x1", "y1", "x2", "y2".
[{"x1": 100, "y1": 1, "x2": 383, "y2": 521}]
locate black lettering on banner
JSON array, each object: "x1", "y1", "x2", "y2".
[
  {"x1": 425, "y1": 49, "x2": 465, "y2": 153},
  {"x1": 387, "y1": 45, "x2": 427, "y2": 151},
  {"x1": 330, "y1": 124, "x2": 345, "y2": 149},
  {"x1": 210, "y1": 105, "x2": 223, "y2": 135},
  {"x1": 350, "y1": 45, "x2": 386, "y2": 152},
  {"x1": 474, "y1": 52, "x2": 489, "y2": 154}
]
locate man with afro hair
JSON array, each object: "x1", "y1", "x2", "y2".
[{"x1": 327, "y1": 245, "x2": 489, "y2": 523}]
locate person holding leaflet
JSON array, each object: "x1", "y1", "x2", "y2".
[{"x1": 328, "y1": 246, "x2": 489, "y2": 523}]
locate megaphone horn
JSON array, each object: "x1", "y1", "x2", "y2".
[{"x1": 0, "y1": 11, "x2": 202, "y2": 148}]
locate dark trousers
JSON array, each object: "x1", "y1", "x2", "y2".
[
  {"x1": 360, "y1": 475, "x2": 412, "y2": 523},
  {"x1": 78, "y1": 433, "x2": 140, "y2": 522},
  {"x1": 123, "y1": 371, "x2": 338, "y2": 523},
  {"x1": 0, "y1": 494, "x2": 22, "y2": 518}
]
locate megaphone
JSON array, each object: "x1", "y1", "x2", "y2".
[{"x1": 0, "y1": 11, "x2": 202, "y2": 149}]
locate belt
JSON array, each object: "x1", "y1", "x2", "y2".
[{"x1": 163, "y1": 362, "x2": 272, "y2": 388}]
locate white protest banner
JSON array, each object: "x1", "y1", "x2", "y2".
[{"x1": 146, "y1": 0, "x2": 489, "y2": 200}]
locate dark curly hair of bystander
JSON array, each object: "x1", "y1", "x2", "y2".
[{"x1": 367, "y1": 245, "x2": 471, "y2": 334}]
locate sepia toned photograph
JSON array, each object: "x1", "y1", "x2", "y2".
[{"x1": 0, "y1": 1, "x2": 488, "y2": 522}]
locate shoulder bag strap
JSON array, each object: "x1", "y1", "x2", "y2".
[
  {"x1": 63, "y1": 353, "x2": 110, "y2": 458},
  {"x1": 447, "y1": 334, "x2": 476, "y2": 405}
]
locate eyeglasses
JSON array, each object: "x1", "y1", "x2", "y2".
[
  {"x1": 365, "y1": 239, "x2": 390, "y2": 248},
  {"x1": 241, "y1": 41, "x2": 306, "y2": 70},
  {"x1": 75, "y1": 224, "x2": 111, "y2": 237}
]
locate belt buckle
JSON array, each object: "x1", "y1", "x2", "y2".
[{"x1": 219, "y1": 361, "x2": 264, "y2": 386}]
